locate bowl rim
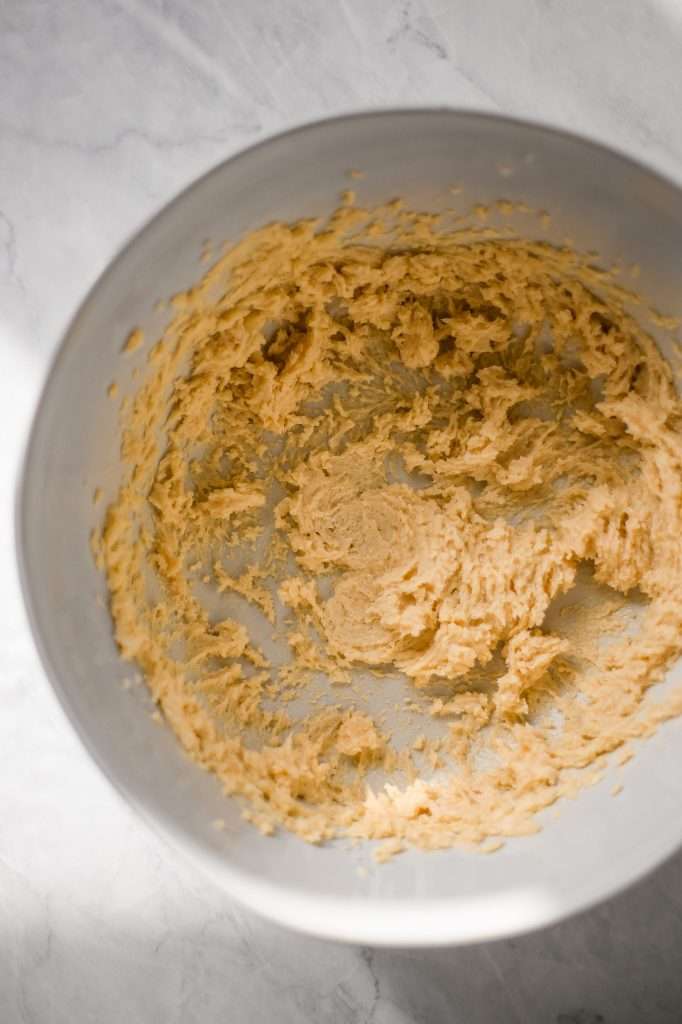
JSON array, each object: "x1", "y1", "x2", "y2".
[{"x1": 15, "y1": 106, "x2": 682, "y2": 947}]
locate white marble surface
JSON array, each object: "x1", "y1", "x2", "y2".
[{"x1": 3, "y1": 1, "x2": 682, "y2": 1020}]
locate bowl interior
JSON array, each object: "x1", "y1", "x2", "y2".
[{"x1": 18, "y1": 111, "x2": 682, "y2": 945}]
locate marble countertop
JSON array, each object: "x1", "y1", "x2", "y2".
[{"x1": 3, "y1": 1, "x2": 682, "y2": 1020}]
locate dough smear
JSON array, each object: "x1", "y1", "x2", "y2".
[{"x1": 98, "y1": 200, "x2": 682, "y2": 856}]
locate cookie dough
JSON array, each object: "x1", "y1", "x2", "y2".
[{"x1": 98, "y1": 199, "x2": 682, "y2": 856}]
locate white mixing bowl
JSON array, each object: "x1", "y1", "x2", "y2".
[{"x1": 17, "y1": 110, "x2": 682, "y2": 946}]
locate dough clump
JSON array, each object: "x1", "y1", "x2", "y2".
[{"x1": 99, "y1": 200, "x2": 682, "y2": 855}]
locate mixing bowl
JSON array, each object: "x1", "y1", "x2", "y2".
[{"x1": 17, "y1": 110, "x2": 682, "y2": 946}]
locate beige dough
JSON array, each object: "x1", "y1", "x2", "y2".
[{"x1": 98, "y1": 199, "x2": 682, "y2": 857}]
